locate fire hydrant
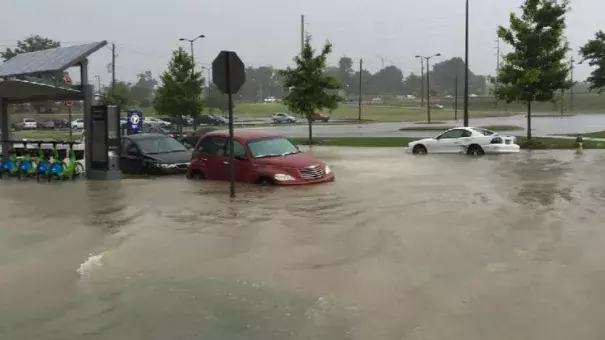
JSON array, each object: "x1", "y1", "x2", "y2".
[{"x1": 574, "y1": 136, "x2": 584, "y2": 154}]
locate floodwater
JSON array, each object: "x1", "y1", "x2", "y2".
[{"x1": 2, "y1": 147, "x2": 605, "y2": 340}]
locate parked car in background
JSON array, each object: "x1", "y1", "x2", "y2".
[
  {"x1": 431, "y1": 104, "x2": 445, "y2": 109},
  {"x1": 120, "y1": 133, "x2": 191, "y2": 174},
  {"x1": 71, "y1": 118, "x2": 84, "y2": 129},
  {"x1": 406, "y1": 127, "x2": 520, "y2": 156},
  {"x1": 309, "y1": 113, "x2": 330, "y2": 122},
  {"x1": 39, "y1": 120, "x2": 56, "y2": 130},
  {"x1": 271, "y1": 112, "x2": 297, "y2": 124},
  {"x1": 143, "y1": 117, "x2": 172, "y2": 127},
  {"x1": 141, "y1": 125, "x2": 183, "y2": 140},
  {"x1": 180, "y1": 127, "x2": 219, "y2": 148},
  {"x1": 53, "y1": 119, "x2": 70, "y2": 129},
  {"x1": 158, "y1": 116, "x2": 193, "y2": 126},
  {"x1": 12, "y1": 118, "x2": 38, "y2": 131},
  {"x1": 195, "y1": 114, "x2": 229, "y2": 126},
  {"x1": 187, "y1": 130, "x2": 335, "y2": 185}
]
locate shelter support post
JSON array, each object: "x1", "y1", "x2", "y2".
[
  {"x1": 0, "y1": 98, "x2": 10, "y2": 159},
  {"x1": 83, "y1": 84, "x2": 93, "y2": 174}
]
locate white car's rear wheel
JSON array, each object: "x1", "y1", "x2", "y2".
[{"x1": 467, "y1": 144, "x2": 485, "y2": 156}]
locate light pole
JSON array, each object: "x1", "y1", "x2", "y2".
[
  {"x1": 415, "y1": 53, "x2": 441, "y2": 123},
  {"x1": 463, "y1": 0, "x2": 470, "y2": 127},
  {"x1": 179, "y1": 34, "x2": 205, "y2": 64},
  {"x1": 415, "y1": 56, "x2": 425, "y2": 107},
  {"x1": 179, "y1": 34, "x2": 205, "y2": 133}
]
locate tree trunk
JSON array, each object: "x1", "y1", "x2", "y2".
[
  {"x1": 526, "y1": 101, "x2": 532, "y2": 141},
  {"x1": 307, "y1": 113, "x2": 313, "y2": 146}
]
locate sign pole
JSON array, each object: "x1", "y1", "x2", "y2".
[
  {"x1": 68, "y1": 106, "x2": 73, "y2": 138},
  {"x1": 226, "y1": 53, "x2": 236, "y2": 198}
]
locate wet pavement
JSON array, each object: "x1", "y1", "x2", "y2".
[
  {"x1": 2, "y1": 148, "x2": 605, "y2": 340},
  {"x1": 244, "y1": 114, "x2": 605, "y2": 138}
]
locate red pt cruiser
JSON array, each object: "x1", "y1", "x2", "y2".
[{"x1": 186, "y1": 130, "x2": 335, "y2": 185}]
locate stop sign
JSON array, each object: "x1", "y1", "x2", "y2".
[{"x1": 212, "y1": 51, "x2": 246, "y2": 94}]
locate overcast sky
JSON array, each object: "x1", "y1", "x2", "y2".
[{"x1": 1, "y1": 0, "x2": 603, "y2": 86}]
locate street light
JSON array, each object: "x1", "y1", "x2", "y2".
[
  {"x1": 415, "y1": 53, "x2": 441, "y2": 123},
  {"x1": 178, "y1": 34, "x2": 205, "y2": 133},
  {"x1": 179, "y1": 34, "x2": 205, "y2": 63},
  {"x1": 463, "y1": 0, "x2": 469, "y2": 127}
]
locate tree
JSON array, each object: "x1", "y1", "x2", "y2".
[
  {"x1": 367, "y1": 66, "x2": 405, "y2": 95},
  {"x1": 279, "y1": 35, "x2": 343, "y2": 145},
  {"x1": 130, "y1": 71, "x2": 157, "y2": 107},
  {"x1": 494, "y1": 0, "x2": 570, "y2": 141},
  {"x1": 429, "y1": 57, "x2": 485, "y2": 95},
  {"x1": 153, "y1": 47, "x2": 204, "y2": 130},
  {"x1": 579, "y1": 31, "x2": 605, "y2": 93},
  {"x1": 1, "y1": 35, "x2": 61, "y2": 61},
  {"x1": 99, "y1": 82, "x2": 131, "y2": 107},
  {"x1": 206, "y1": 83, "x2": 230, "y2": 114}
]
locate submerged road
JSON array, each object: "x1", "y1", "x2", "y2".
[{"x1": 2, "y1": 149, "x2": 605, "y2": 339}]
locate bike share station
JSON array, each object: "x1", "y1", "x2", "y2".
[{"x1": 0, "y1": 41, "x2": 122, "y2": 181}]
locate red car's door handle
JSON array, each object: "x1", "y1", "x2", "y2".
[{"x1": 223, "y1": 161, "x2": 230, "y2": 164}]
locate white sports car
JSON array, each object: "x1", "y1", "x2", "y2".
[{"x1": 406, "y1": 127, "x2": 520, "y2": 155}]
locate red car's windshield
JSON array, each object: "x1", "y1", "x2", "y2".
[{"x1": 247, "y1": 137, "x2": 300, "y2": 158}]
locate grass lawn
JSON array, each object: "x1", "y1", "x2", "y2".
[
  {"x1": 398, "y1": 124, "x2": 524, "y2": 132},
  {"x1": 557, "y1": 130, "x2": 605, "y2": 139},
  {"x1": 15, "y1": 131, "x2": 81, "y2": 141},
  {"x1": 292, "y1": 136, "x2": 605, "y2": 149}
]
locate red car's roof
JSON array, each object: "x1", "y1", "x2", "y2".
[{"x1": 204, "y1": 129, "x2": 283, "y2": 141}]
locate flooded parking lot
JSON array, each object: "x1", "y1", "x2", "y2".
[{"x1": 2, "y1": 147, "x2": 605, "y2": 340}]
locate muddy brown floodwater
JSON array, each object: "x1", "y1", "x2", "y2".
[{"x1": 1, "y1": 147, "x2": 605, "y2": 340}]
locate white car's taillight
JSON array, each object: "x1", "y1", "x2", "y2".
[{"x1": 490, "y1": 137, "x2": 503, "y2": 144}]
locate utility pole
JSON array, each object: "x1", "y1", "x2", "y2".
[
  {"x1": 111, "y1": 43, "x2": 116, "y2": 88},
  {"x1": 454, "y1": 68, "x2": 459, "y2": 121},
  {"x1": 417, "y1": 57, "x2": 425, "y2": 107},
  {"x1": 495, "y1": 37, "x2": 500, "y2": 107},
  {"x1": 463, "y1": 0, "x2": 470, "y2": 127},
  {"x1": 570, "y1": 56, "x2": 575, "y2": 113},
  {"x1": 301, "y1": 15, "x2": 305, "y2": 53},
  {"x1": 416, "y1": 54, "x2": 440, "y2": 122},
  {"x1": 358, "y1": 58, "x2": 363, "y2": 123},
  {"x1": 426, "y1": 58, "x2": 431, "y2": 123}
]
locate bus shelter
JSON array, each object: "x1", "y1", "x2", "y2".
[{"x1": 0, "y1": 41, "x2": 107, "y2": 173}]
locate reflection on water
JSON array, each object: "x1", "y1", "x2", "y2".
[{"x1": 2, "y1": 148, "x2": 605, "y2": 340}]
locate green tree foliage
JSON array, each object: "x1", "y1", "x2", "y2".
[
  {"x1": 279, "y1": 35, "x2": 343, "y2": 145},
  {"x1": 429, "y1": 57, "x2": 485, "y2": 96},
  {"x1": 239, "y1": 66, "x2": 283, "y2": 102},
  {"x1": 494, "y1": 0, "x2": 570, "y2": 140},
  {"x1": 1, "y1": 35, "x2": 61, "y2": 61},
  {"x1": 153, "y1": 47, "x2": 205, "y2": 124},
  {"x1": 99, "y1": 82, "x2": 131, "y2": 108},
  {"x1": 579, "y1": 31, "x2": 605, "y2": 93},
  {"x1": 130, "y1": 71, "x2": 157, "y2": 107},
  {"x1": 207, "y1": 83, "x2": 230, "y2": 113},
  {"x1": 367, "y1": 66, "x2": 405, "y2": 95}
]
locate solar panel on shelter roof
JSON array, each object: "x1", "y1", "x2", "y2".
[{"x1": 0, "y1": 41, "x2": 107, "y2": 78}]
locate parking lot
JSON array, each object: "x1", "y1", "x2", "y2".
[{"x1": 2, "y1": 148, "x2": 605, "y2": 339}]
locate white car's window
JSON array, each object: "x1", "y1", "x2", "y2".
[
  {"x1": 438, "y1": 129, "x2": 466, "y2": 139},
  {"x1": 472, "y1": 128, "x2": 496, "y2": 136}
]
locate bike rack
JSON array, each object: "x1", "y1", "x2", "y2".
[{"x1": 0, "y1": 139, "x2": 83, "y2": 182}]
